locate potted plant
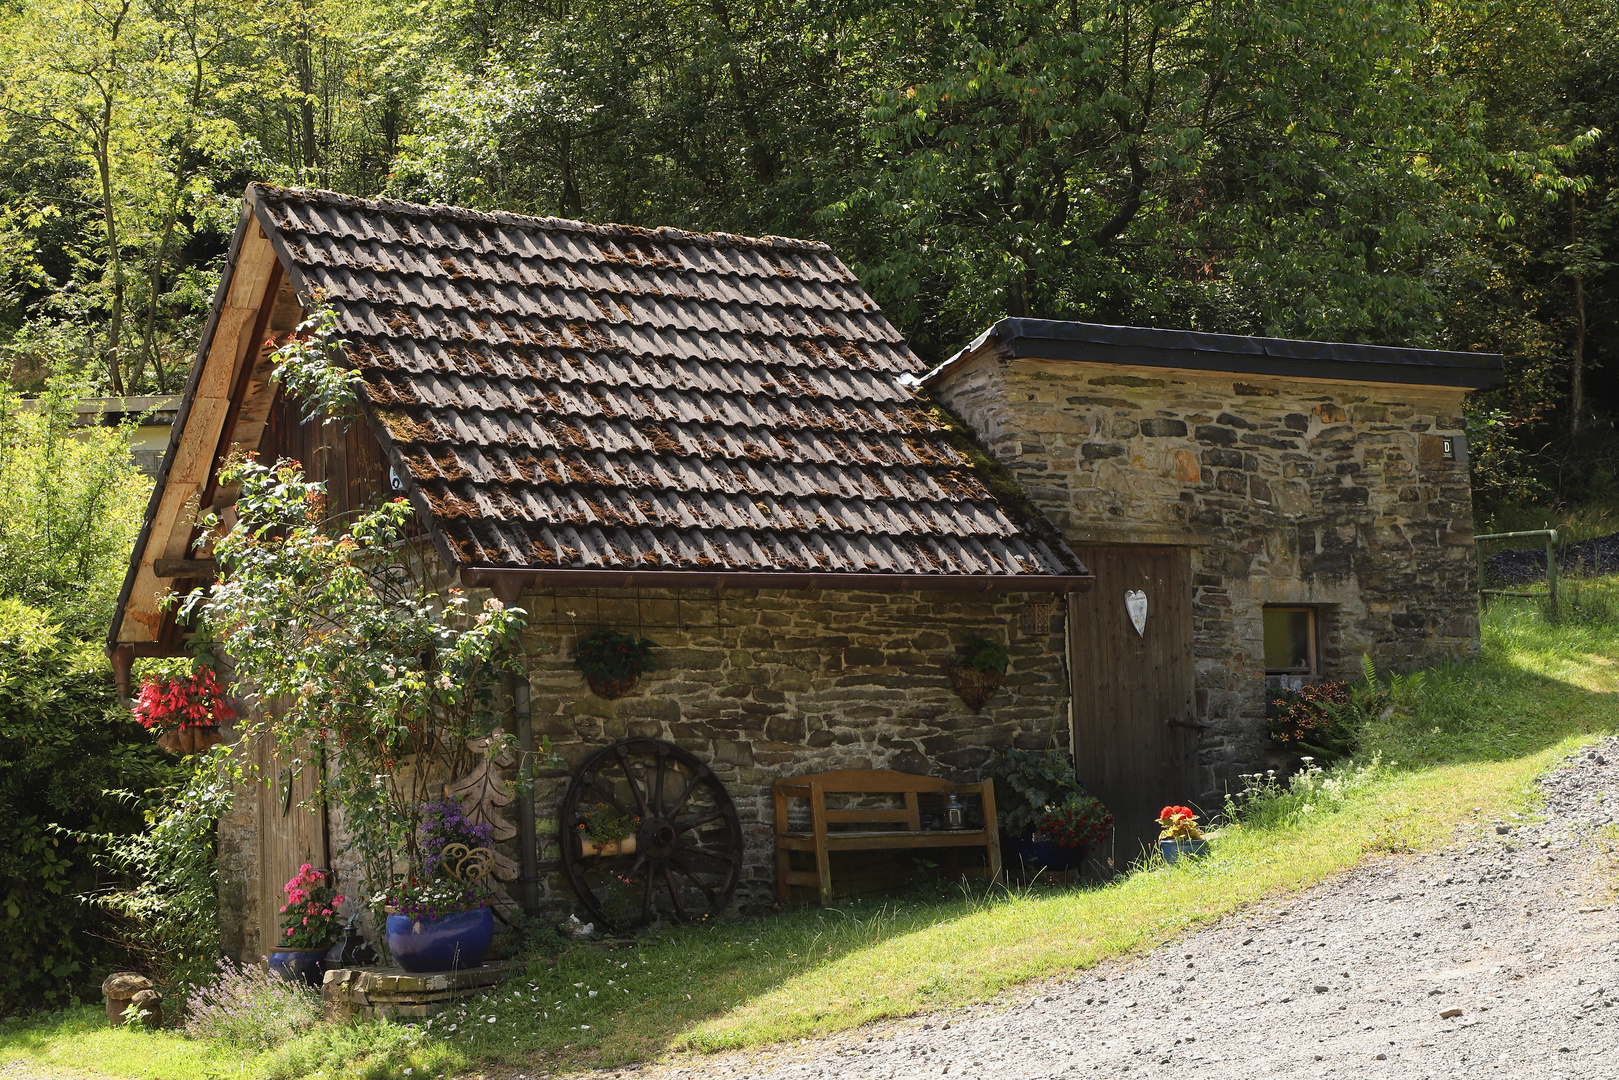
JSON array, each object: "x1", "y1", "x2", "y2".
[
  {"x1": 132, "y1": 666, "x2": 235, "y2": 755},
  {"x1": 269, "y1": 864, "x2": 345, "y2": 986},
  {"x1": 1157, "y1": 805, "x2": 1208, "y2": 863},
  {"x1": 572, "y1": 629, "x2": 657, "y2": 698},
  {"x1": 378, "y1": 798, "x2": 497, "y2": 972},
  {"x1": 985, "y1": 747, "x2": 1109, "y2": 873},
  {"x1": 949, "y1": 637, "x2": 1008, "y2": 712},
  {"x1": 576, "y1": 802, "x2": 640, "y2": 857}
]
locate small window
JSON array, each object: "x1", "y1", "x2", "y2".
[{"x1": 1263, "y1": 606, "x2": 1318, "y2": 676}]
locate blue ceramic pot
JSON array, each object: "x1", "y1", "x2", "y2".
[
  {"x1": 1159, "y1": 839, "x2": 1208, "y2": 864},
  {"x1": 385, "y1": 907, "x2": 494, "y2": 973},
  {"x1": 1003, "y1": 831, "x2": 1088, "y2": 874},
  {"x1": 267, "y1": 948, "x2": 327, "y2": 986}
]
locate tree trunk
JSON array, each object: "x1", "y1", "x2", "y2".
[
  {"x1": 1570, "y1": 192, "x2": 1586, "y2": 437},
  {"x1": 96, "y1": 120, "x2": 125, "y2": 396}
]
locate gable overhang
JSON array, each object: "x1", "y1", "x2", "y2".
[
  {"x1": 106, "y1": 188, "x2": 454, "y2": 660},
  {"x1": 925, "y1": 319, "x2": 1506, "y2": 391}
]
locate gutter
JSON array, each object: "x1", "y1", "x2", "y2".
[{"x1": 459, "y1": 567, "x2": 1095, "y2": 594}]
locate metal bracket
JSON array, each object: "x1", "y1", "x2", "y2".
[{"x1": 1166, "y1": 718, "x2": 1208, "y2": 731}]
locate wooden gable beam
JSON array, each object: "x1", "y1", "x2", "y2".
[{"x1": 110, "y1": 210, "x2": 283, "y2": 646}]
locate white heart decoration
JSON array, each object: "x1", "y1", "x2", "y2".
[{"x1": 1125, "y1": 589, "x2": 1148, "y2": 636}]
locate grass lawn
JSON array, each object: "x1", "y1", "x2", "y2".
[{"x1": 3, "y1": 585, "x2": 1616, "y2": 1080}]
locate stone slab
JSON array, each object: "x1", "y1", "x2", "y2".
[{"x1": 323, "y1": 961, "x2": 517, "y2": 1021}]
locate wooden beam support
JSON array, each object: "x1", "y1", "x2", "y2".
[{"x1": 153, "y1": 558, "x2": 218, "y2": 579}]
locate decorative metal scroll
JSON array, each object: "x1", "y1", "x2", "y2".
[{"x1": 438, "y1": 842, "x2": 495, "y2": 883}]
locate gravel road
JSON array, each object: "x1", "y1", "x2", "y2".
[{"x1": 605, "y1": 739, "x2": 1619, "y2": 1080}]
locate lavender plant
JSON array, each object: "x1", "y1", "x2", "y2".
[{"x1": 182, "y1": 959, "x2": 322, "y2": 1050}]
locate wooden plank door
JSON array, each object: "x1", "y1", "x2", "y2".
[
  {"x1": 1067, "y1": 546, "x2": 1198, "y2": 866},
  {"x1": 253, "y1": 734, "x2": 327, "y2": 960}
]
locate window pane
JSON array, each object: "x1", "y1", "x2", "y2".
[{"x1": 1263, "y1": 609, "x2": 1312, "y2": 672}]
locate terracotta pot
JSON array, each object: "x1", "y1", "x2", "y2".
[
  {"x1": 155, "y1": 725, "x2": 223, "y2": 756},
  {"x1": 949, "y1": 666, "x2": 1003, "y2": 712},
  {"x1": 578, "y1": 835, "x2": 637, "y2": 858},
  {"x1": 585, "y1": 673, "x2": 639, "y2": 699}
]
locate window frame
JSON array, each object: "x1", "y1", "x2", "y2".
[{"x1": 1262, "y1": 605, "x2": 1320, "y2": 677}]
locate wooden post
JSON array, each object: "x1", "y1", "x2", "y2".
[
  {"x1": 489, "y1": 575, "x2": 538, "y2": 915},
  {"x1": 1546, "y1": 529, "x2": 1559, "y2": 621},
  {"x1": 809, "y1": 780, "x2": 832, "y2": 906}
]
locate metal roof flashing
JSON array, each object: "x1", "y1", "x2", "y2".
[{"x1": 924, "y1": 319, "x2": 1505, "y2": 391}]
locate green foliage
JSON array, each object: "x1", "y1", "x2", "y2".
[
  {"x1": 0, "y1": 599, "x2": 179, "y2": 1013},
  {"x1": 571, "y1": 629, "x2": 657, "y2": 684},
  {"x1": 983, "y1": 747, "x2": 1081, "y2": 836},
  {"x1": 0, "y1": 378, "x2": 151, "y2": 637},
  {"x1": 188, "y1": 456, "x2": 528, "y2": 910},
  {"x1": 1035, "y1": 791, "x2": 1112, "y2": 849},
  {"x1": 962, "y1": 637, "x2": 1009, "y2": 674},
  {"x1": 577, "y1": 802, "x2": 638, "y2": 844},
  {"x1": 95, "y1": 746, "x2": 239, "y2": 995},
  {"x1": 269, "y1": 298, "x2": 363, "y2": 426}
]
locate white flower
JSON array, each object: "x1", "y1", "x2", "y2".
[
  {"x1": 436, "y1": 672, "x2": 453, "y2": 690},
  {"x1": 484, "y1": 597, "x2": 504, "y2": 612},
  {"x1": 382, "y1": 664, "x2": 396, "y2": 677}
]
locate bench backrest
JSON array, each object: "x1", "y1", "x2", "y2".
[
  {"x1": 774, "y1": 769, "x2": 959, "y2": 832},
  {"x1": 776, "y1": 769, "x2": 952, "y2": 796}
]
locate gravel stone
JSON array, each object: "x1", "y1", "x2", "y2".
[{"x1": 591, "y1": 737, "x2": 1619, "y2": 1080}]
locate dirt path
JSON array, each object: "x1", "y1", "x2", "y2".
[{"x1": 598, "y1": 740, "x2": 1619, "y2": 1080}]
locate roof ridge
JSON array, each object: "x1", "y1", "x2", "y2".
[{"x1": 252, "y1": 182, "x2": 836, "y2": 256}]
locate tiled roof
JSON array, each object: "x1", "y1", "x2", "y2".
[{"x1": 254, "y1": 186, "x2": 1085, "y2": 580}]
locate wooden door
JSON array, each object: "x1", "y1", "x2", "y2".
[
  {"x1": 1067, "y1": 546, "x2": 1198, "y2": 865},
  {"x1": 253, "y1": 734, "x2": 327, "y2": 960}
]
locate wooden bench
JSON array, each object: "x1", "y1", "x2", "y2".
[{"x1": 773, "y1": 769, "x2": 1000, "y2": 906}]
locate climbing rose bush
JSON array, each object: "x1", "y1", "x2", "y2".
[{"x1": 186, "y1": 455, "x2": 527, "y2": 910}]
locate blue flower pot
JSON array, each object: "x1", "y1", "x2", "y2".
[
  {"x1": 385, "y1": 907, "x2": 494, "y2": 973},
  {"x1": 1003, "y1": 831, "x2": 1088, "y2": 874},
  {"x1": 267, "y1": 948, "x2": 327, "y2": 986},
  {"x1": 1160, "y1": 839, "x2": 1208, "y2": 864}
]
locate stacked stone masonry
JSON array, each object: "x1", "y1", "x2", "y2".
[
  {"x1": 931, "y1": 354, "x2": 1482, "y2": 801},
  {"x1": 517, "y1": 586, "x2": 1068, "y2": 913}
]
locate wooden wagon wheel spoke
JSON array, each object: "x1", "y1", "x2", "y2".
[
  {"x1": 659, "y1": 866, "x2": 690, "y2": 920},
  {"x1": 673, "y1": 810, "x2": 724, "y2": 834},
  {"x1": 651, "y1": 750, "x2": 669, "y2": 817},
  {"x1": 668, "y1": 858, "x2": 720, "y2": 907},
  {"x1": 579, "y1": 779, "x2": 634, "y2": 820},
  {"x1": 614, "y1": 744, "x2": 651, "y2": 817},
  {"x1": 639, "y1": 862, "x2": 656, "y2": 923},
  {"x1": 666, "y1": 771, "x2": 704, "y2": 815}
]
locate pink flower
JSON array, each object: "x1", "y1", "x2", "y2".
[
  {"x1": 285, "y1": 928, "x2": 294, "y2": 937},
  {"x1": 302, "y1": 917, "x2": 309, "y2": 925},
  {"x1": 333, "y1": 895, "x2": 345, "y2": 904}
]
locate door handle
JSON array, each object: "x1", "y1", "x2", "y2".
[{"x1": 1165, "y1": 717, "x2": 1207, "y2": 731}]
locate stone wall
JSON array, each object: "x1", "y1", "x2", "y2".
[
  {"x1": 931, "y1": 353, "x2": 1482, "y2": 797},
  {"x1": 514, "y1": 586, "x2": 1069, "y2": 913}
]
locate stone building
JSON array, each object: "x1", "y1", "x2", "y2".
[
  {"x1": 106, "y1": 187, "x2": 1500, "y2": 956},
  {"x1": 925, "y1": 320, "x2": 1500, "y2": 839}
]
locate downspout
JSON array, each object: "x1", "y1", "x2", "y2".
[{"x1": 489, "y1": 576, "x2": 539, "y2": 915}]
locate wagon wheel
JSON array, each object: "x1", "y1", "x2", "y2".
[{"x1": 558, "y1": 738, "x2": 743, "y2": 931}]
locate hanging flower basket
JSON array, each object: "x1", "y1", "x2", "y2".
[
  {"x1": 949, "y1": 637, "x2": 1009, "y2": 712},
  {"x1": 949, "y1": 666, "x2": 1003, "y2": 711},
  {"x1": 134, "y1": 667, "x2": 236, "y2": 755},
  {"x1": 573, "y1": 630, "x2": 657, "y2": 699},
  {"x1": 155, "y1": 725, "x2": 225, "y2": 756}
]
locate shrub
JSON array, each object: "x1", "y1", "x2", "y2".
[
  {"x1": 984, "y1": 747, "x2": 1082, "y2": 836},
  {"x1": 0, "y1": 599, "x2": 180, "y2": 1013},
  {"x1": 1265, "y1": 680, "x2": 1355, "y2": 757},
  {"x1": 1034, "y1": 792, "x2": 1112, "y2": 848},
  {"x1": 182, "y1": 959, "x2": 322, "y2": 1050}
]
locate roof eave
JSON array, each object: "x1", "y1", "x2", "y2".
[
  {"x1": 460, "y1": 567, "x2": 1094, "y2": 595},
  {"x1": 925, "y1": 318, "x2": 1505, "y2": 391}
]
